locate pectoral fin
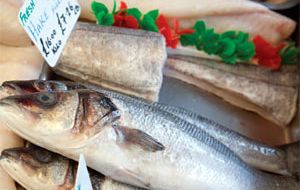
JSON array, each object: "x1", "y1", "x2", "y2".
[{"x1": 113, "y1": 125, "x2": 165, "y2": 152}]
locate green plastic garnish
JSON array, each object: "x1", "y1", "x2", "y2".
[
  {"x1": 180, "y1": 21, "x2": 255, "y2": 64},
  {"x1": 280, "y1": 42, "x2": 300, "y2": 65}
]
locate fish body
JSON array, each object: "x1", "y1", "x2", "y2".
[
  {"x1": 55, "y1": 22, "x2": 167, "y2": 101},
  {"x1": 0, "y1": 89, "x2": 298, "y2": 190},
  {"x1": 164, "y1": 56, "x2": 299, "y2": 126},
  {"x1": 0, "y1": 145, "x2": 141, "y2": 190},
  {"x1": 79, "y1": 0, "x2": 296, "y2": 44},
  {"x1": 1, "y1": 80, "x2": 297, "y2": 176}
]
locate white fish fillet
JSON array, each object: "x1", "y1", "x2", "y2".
[
  {"x1": 0, "y1": 44, "x2": 43, "y2": 190},
  {"x1": 79, "y1": 0, "x2": 296, "y2": 44},
  {"x1": 165, "y1": 57, "x2": 299, "y2": 127},
  {"x1": 0, "y1": 0, "x2": 31, "y2": 46},
  {"x1": 0, "y1": 45, "x2": 43, "y2": 83},
  {"x1": 0, "y1": 126, "x2": 23, "y2": 190}
]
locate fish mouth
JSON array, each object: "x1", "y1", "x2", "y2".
[
  {"x1": 1, "y1": 148, "x2": 21, "y2": 161},
  {"x1": 2, "y1": 80, "x2": 38, "y2": 93}
]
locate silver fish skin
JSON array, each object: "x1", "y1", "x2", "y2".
[
  {"x1": 0, "y1": 90, "x2": 298, "y2": 190},
  {"x1": 0, "y1": 80, "x2": 297, "y2": 176},
  {"x1": 0, "y1": 145, "x2": 142, "y2": 190}
]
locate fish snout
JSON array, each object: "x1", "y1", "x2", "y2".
[
  {"x1": 2, "y1": 80, "x2": 38, "y2": 93},
  {"x1": 1, "y1": 148, "x2": 21, "y2": 160}
]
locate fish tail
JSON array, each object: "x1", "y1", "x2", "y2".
[{"x1": 280, "y1": 141, "x2": 300, "y2": 179}]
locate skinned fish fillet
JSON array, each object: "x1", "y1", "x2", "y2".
[
  {"x1": 165, "y1": 56, "x2": 299, "y2": 127},
  {"x1": 0, "y1": 0, "x2": 31, "y2": 46},
  {"x1": 55, "y1": 22, "x2": 167, "y2": 101},
  {"x1": 79, "y1": 0, "x2": 296, "y2": 44},
  {"x1": 0, "y1": 127, "x2": 23, "y2": 190},
  {"x1": 0, "y1": 44, "x2": 43, "y2": 190},
  {"x1": 0, "y1": 45, "x2": 43, "y2": 82}
]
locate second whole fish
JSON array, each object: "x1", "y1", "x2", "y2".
[
  {"x1": 0, "y1": 89, "x2": 299, "y2": 190},
  {"x1": 0, "y1": 145, "x2": 142, "y2": 190}
]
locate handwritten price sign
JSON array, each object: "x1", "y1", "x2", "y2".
[{"x1": 19, "y1": 0, "x2": 81, "y2": 67}]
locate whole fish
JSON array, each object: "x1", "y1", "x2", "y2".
[
  {"x1": 2, "y1": 80, "x2": 299, "y2": 176},
  {"x1": 55, "y1": 22, "x2": 167, "y2": 101},
  {"x1": 0, "y1": 89, "x2": 298, "y2": 190},
  {"x1": 0, "y1": 145, "x2": 142, "y2": 190}
]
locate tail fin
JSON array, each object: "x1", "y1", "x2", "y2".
[{"x1": 281, "y1": 141, "x2": 300, "y2": 179}]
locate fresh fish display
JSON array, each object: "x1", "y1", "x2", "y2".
[
  {"x1": 0, "y1": 145, "x2": 142, "y2": 190},
  {"x1": 164, "y1": 56, "x2": 299, "y2": 127},
  {"x1": 55, "y1": 22, "x2": 167, "y2": 101},
  {"x1": 0, "y1": 0, "x2": 31, "y2": 46},
  {"x1": 2, "y1": 80, "x2": 299, "y2": 176},
  {"x1": 0, "y1": 89, "x2": 299, "y2": 190},
  {"x1": 78, "y1": 0, "x2": 296, "y2": 44}
]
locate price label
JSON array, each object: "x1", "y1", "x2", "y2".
[
  {"x1": 18, "y1": 0, "x2": 81, "y2": 67},
  {"x1": 75, "y1": 154, "x2": 93, "y2": 190}
]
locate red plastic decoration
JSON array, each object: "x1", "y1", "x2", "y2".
[
  {"x1": 253, "y1": 35, "x2": 282, "y2": 70},
  {"x1": 156, "y1": 15, "x2": 194, "y2": 48},
  {"x1": 113, "y1": 1, "x2": 139, "y2": 29}
]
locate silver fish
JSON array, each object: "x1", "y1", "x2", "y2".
[
  {"x1": 0, "y1": 89, "x2": 298, "y2": 190},
  {"x1": 2, "y1": 80, "x2": 298, "y2": 176},
  {"x1": 0, "y1": 145, "x2": 142, "y2": 190}
]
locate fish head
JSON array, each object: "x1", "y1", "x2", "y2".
[
  {"x1": 0, "y1": 146, "x2": 74, "y2": 189},
  {"x1": 0, "y1": 90, "x2": 120, "y2": 147}
]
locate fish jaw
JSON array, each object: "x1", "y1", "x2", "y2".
[{"x1": 0, "y1": 85, "x2": 18, "y2": 99}]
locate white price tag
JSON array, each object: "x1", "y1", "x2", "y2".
[
  {"x1": 75, "y1": 154, "x2": 93, "y2": 190},
  {"x1": 18, "y1": 0, "x2": 81, "y2": 67}
]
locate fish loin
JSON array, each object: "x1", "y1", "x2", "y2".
[
  {"x1": 0, "y1": 145, "x2": 142, "y2": 190},
  {"x1": 164, "y1": 56, "x2": 298, "y2": 127},
  {"x1": 55, "y1": 22, "x2": 167, "y2": 101},
  {"x1": 0, "y1": 90, "x2": 299, "y2": 190}
]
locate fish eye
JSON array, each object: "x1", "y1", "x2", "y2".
[
  {"x1": 36, "y1": 93, "x2": 57, "y2": 107},
  {"x1": 33, "y1": 149, "x2": 53, "y2": 163}
]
